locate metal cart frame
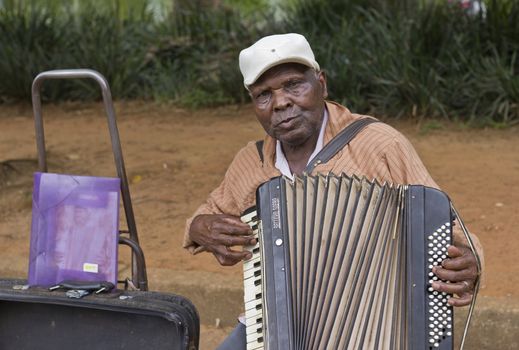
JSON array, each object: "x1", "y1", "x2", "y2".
[{"x1": 31, "y1": 69, "x2": 148, "y2": 291}]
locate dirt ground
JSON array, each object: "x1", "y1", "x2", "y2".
[{"x1": 0, "y1": 101, "x2": 518, "y2": 347}]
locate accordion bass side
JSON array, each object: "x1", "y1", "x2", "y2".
[{"x1": 241, "y1": 174, "x2": 454, "y2": 350}]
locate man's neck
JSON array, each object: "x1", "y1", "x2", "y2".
[
  {"x1": 275, "y1": 108, "x2": 328, "y2": 178},
  {"x1": 281, "y1": 133, "x2": 320, "y2": 175}
]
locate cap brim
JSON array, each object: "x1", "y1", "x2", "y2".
[{"x1": 244, "y1": 57, "x2": 320, "y2": 88}]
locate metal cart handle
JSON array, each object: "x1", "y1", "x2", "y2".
[{"x1": 31, "y1": 69, "x2": 148, "y2": 291}]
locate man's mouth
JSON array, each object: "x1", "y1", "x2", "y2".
[{"x1": 275, "y1": 115, "x2": 299, "y2": 127}]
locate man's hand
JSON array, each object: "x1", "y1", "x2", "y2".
[
  {"x1": 432, "y1": 245, "x2": 479, "y2": 307},
  {"x1": 189, "y1": 214, "x2": 256, "y2": 266}
]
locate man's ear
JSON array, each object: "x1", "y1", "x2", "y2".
[{"x1": 318, "y1": 71, "x2": 328, "y2": 99}]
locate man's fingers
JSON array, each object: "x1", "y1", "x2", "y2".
[
  {"x1": 221, "y1": 215, "x2": 254, "y2": 227},
  {"x1": 432, "y1": 280, "x2": 471, "y2": 295},
  {"x1": 212, "y1": 233, "x2": 256, "y2": 247},
  {"x1": 209, "y1": 220, "x2": 253, "y2": 236},
  {"x1": 213, "y1": 246, "x2": 252, "y2": 266},
  {"x1": 189, "y1": 214, "x2": 256, "y2": 267},
  {"x1": 447, "y1": 292, "x2": 473, "y2": 307},
  {"x1": 432, "y1": 281, "x2": 473, "y2": 307},
  {"x1": 441, "y1": 245, "x2": 475, "y2": 271},
  {"x1": 433, "y1": 266, "x2": 476, "y2": 283},
  {"x1": 441, "y1": 256, "x2": 472, "y2": 271},
  {"x1": 446, "y1": 245, "x2": 464, "y2": 259}
]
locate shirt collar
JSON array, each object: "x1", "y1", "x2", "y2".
[{"x1": 275, "y1": 108, "x2": 329, "y2": 180}]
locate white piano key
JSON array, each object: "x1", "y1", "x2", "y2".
[
  {"x1": 243, "y1": 254, "x2": 261, "y2": 267},
  {"x1": 246, "y1": 339, "x2": 264, "y2": 350},
  {"x1": 245, "y1": 303, "x2": 262, "y2": 317},
  {"x1": 245, "y1": 299, "x2": 262, "y2": 311},
  {"x1": 244, "y1": 285, "x2": 262, "y2": 303},
  {"x1": 243, "y1": 244, "x2": 261, "y2": 260},
  {"x1": 246, "y1": 314, "x2": 262, "y2": 327},
  {"x1": 244, "y1": 275, "x2": 261, "y2": 290},
  {"x1": 246, "y1": 323, "x2": 262, "y2": 335},
  {"x1": 243, "y1": 255, "x2": 260, "y2": 267},
  {"x1": 241, "y1": 211, "x2": 257, "y2": 223},
  {"x1": 244, "y1": 267, "x2": 261, "y2": 280}
]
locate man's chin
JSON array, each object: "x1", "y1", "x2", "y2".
[{"x1": 276, "y1": 131, "x2": 311, "y2": 148}]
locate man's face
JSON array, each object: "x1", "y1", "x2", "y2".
[{"x1": 248, "y1": 63, "x2": 328, "y2": 147}]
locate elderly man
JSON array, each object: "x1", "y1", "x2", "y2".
[{"x1": 183, "y1": 33, "x2": 482, "y2": 349}]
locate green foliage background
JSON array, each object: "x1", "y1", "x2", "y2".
[{"x1": 0, "y1": 0, "x2": 518, "y2": 125}]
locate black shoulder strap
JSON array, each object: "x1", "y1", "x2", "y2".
[
  {"x1": 255, "y1": 140, "x2": 264, "y2": 164},
  {"x1": 304, "y1": 118, "x2": 378, "y2": 173}
]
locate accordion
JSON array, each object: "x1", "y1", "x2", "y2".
[{"x1": 241, "y1": 174, "x2": 456, "y2": 350}]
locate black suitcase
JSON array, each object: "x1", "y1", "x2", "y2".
[
  {"x1": 0, "y1": 70, "x2": 200, "y2": 349},
  {"x1": 0, "y1": 279, "x2": 199, "y2": 349}
]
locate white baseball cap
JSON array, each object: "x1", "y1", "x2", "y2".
[{"x1": 239, "y1": 33, "x2": 320, "y2": 88}]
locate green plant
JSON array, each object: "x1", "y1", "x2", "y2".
[{"x1": 0, "y1": 0, "x2": 518, "y2": 125}]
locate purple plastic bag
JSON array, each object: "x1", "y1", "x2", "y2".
[{"x1": 28, "y1": 172, "x2": 120, "y2": 287}]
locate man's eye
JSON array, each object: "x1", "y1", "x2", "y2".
[
  {"x1": 255, "y1": 91, "x2": 271, "y2": 102},
  {"x1": 285, "y1": 80, "x2": 304, "y2": 92}
]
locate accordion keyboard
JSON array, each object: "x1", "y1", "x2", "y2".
[{"x1": 241, "y1": 210, "x2": 264, "y2": 350}]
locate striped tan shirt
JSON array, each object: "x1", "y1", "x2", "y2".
[{"x1": 183, "y1": 101, "x2": 483, "y2": 271}]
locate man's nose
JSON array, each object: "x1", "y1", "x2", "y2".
[{"x1": 272, "y1": 89, "x2": 292, "y2": 111}]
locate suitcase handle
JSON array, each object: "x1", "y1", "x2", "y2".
[{"x1": 31, "y1": 69, "x2": 148, "y2": 291}]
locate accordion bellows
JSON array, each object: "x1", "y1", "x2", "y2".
[{"x1": 242, "y1": 173, "x2": 453, "y2": 350}]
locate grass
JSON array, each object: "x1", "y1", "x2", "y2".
[{"x1": 0, "y1": 0, "x2": 518, "y2": 125}]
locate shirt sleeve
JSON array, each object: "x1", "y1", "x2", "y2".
[
  {"x1": 182, "y1": 174, "x2": 242, "y2": 254},
  {"x1": 384, "y1": 133, "x2": 485, "y2": 282},
  {"x1": 182, "y1": 142, "x2": 262, "y2": 254},
  {"x1": 383, "y1": 134, "x2": 439, "y2": 188}
]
